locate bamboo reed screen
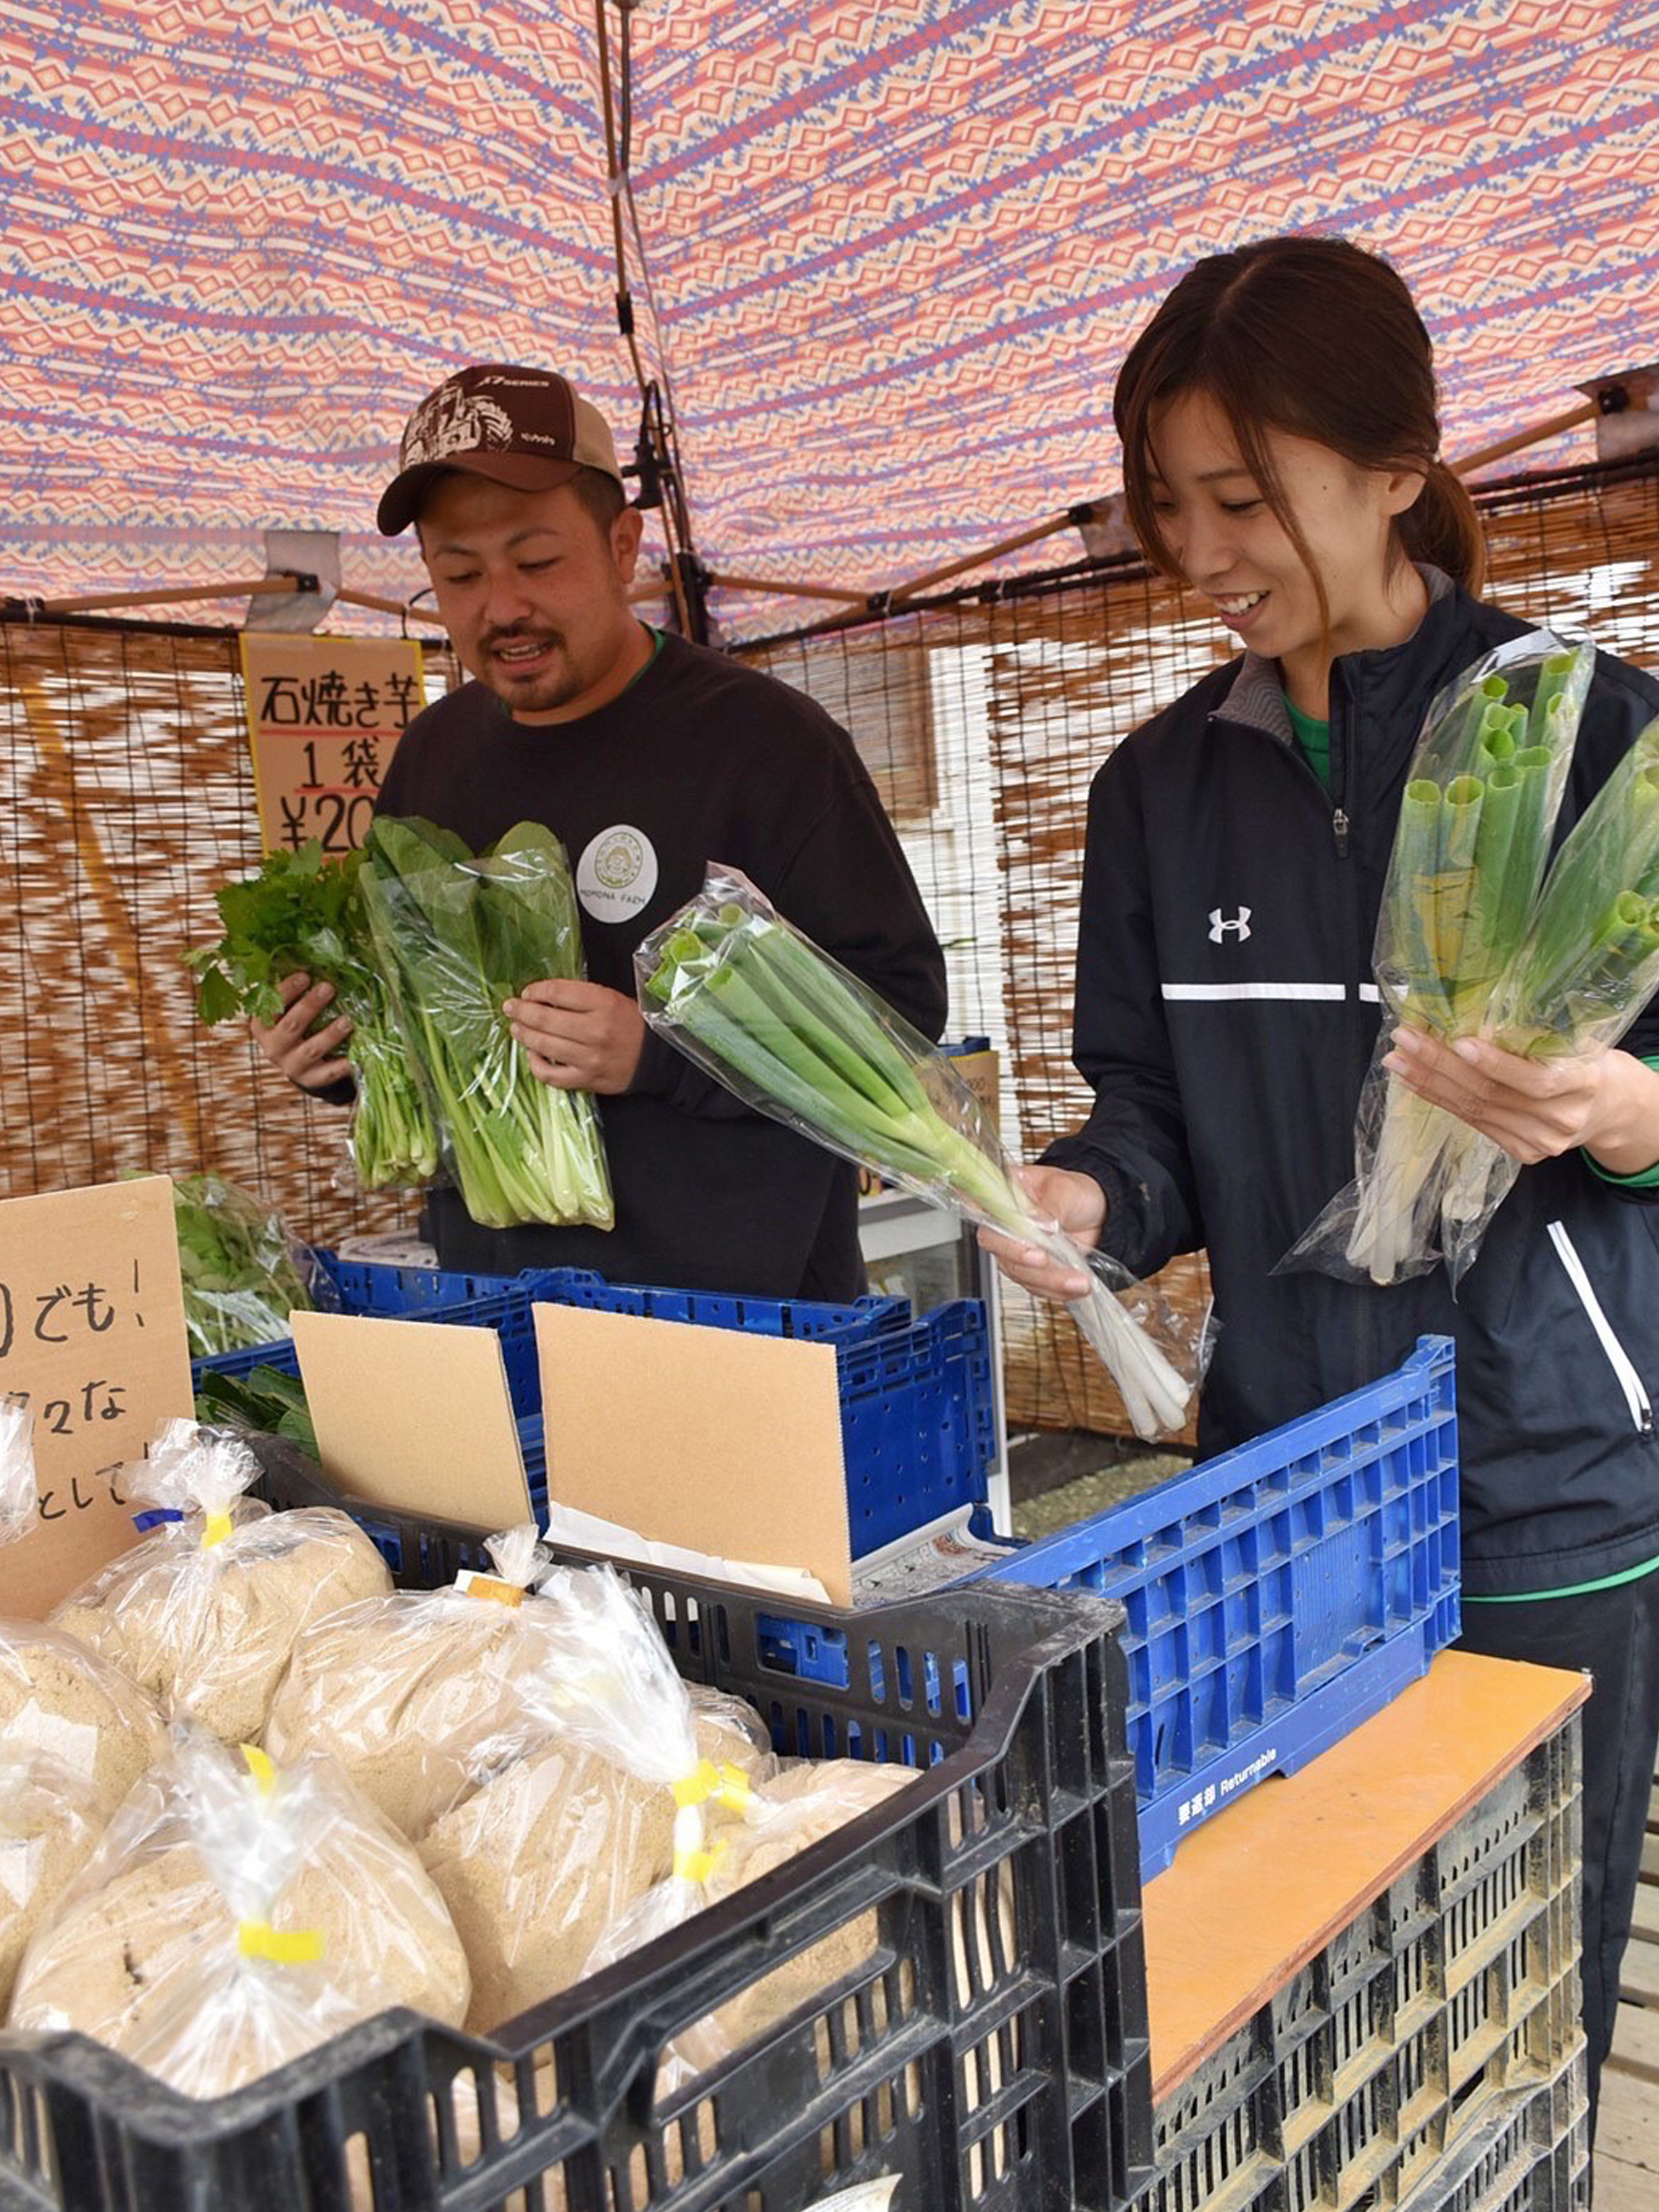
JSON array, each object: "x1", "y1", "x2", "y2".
[
  {"x1": 749, "y1": 456, "x2": 1659, "y2": 1441},
  {"x1": 0, "y1": 620, "x2": 459, "y2": 1247},
  {"x1": 2, "y1": 458, "x2": 1656, "y2": 1439}
]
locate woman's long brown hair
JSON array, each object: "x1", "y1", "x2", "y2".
[{"x1": 1114, "y1": 235, "x2": 1486, "y2": 628}]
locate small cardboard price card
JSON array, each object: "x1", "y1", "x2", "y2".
[
  {"x1": 0, "y1": 1176, "x2": 194, "y2": 1618},
  {"x1": 240, "y1": 634, "x2": 425, "y2": 856},
  {"x1": 533, "y1": 1304, "x2": 854, "y2": 1605},
  {"x1": 290, "y1": 1310, "x2": 534, "y2": 1532}
]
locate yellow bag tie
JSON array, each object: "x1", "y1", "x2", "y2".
[
  {"x1": 201, "y1": 1511, "x2": 234, "y2": 1549},
  {"x1": 466, "y1": 1576, "x2": 524, "y2": 1608},
  {"x1": 673, "y1": 1838, "x2": 728, "y2": 1884},
  {"x1": 240, "y1": 1745, "x2": 277, "y2": 1796},
  {"x1": 672, "y1": 1759, "x2": 752, "y2": 1814},
  {"x1": 238, "y1": 1920, "x2": 324, "y2": 1965}
]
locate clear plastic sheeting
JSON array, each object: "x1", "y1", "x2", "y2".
[
  {"x1": 0, "y1": 1403, "x2": 35, "y2": 1545},
  {"x1": 0, "y1": 1617, "x2": 165, "y2": 1816},
  {"x1": 0, "y1": 1752, "x2": 109, "y2": 2015},
  {"x1": 637, "y1": 867, "x2": 1211, "y2": 1438},
  {"x1": 1286, "y1": 634, "x2": 1596, "y2": 1288}
]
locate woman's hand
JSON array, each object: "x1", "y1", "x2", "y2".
[
  {"x1": 1384, "y1": 1028, "x2": 1659, "y2": 1173},
  {"x1": 976, "y1": 1165, "x2": 1107, "y2": 1300}
]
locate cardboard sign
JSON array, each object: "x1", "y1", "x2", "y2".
[
  {"x1": 951, "y1": 1046, "x2": 1001, "y2": 1135},
  {"x1": 291, "y1": 1311, "x2": 534, "y2": 1532},
  {"x1": 240, "y1": 634, "x2": 425, "y2": 855},
  {"x1": 533, "y1": 1304, "x2": 853, "y2": 1606},
  {"x1": 0, "y1": 1176, "x2": 194, "y2": 1618}
]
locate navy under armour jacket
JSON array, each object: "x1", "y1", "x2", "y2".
[{"x1": 1044, "y1": 572, "x2": 1659, "y2": 1596}]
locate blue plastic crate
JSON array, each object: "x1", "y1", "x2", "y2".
[
  {"x1": 534, "y1": 1272, "x2": 912, "y2": 1342},
  {"x1": 970, "y1": 1335, "x2": 1462, "y2": 1882},
  {"x1": 490, "y1": 1289, "x2": 995, "y2": 1555},
  {"x1": 321, "y1": 1255, "x2": 523, "y2": 1313},
  {"x1": 190, "y1": 1259, "x2": 908, "y2": 1391},
  {"x1": 194, "y1": 1269, "x2": 992, "y2": 1560}
]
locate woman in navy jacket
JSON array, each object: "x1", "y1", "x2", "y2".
[{"x1": 990, "y1": 235, "x2": 1659, "y2": 2133}]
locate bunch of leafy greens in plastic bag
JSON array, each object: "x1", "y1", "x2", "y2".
[
  {"x1": 194, "y1": 1365, "x2": 318, "y2": 1458},
  {"x1": 166, "y1": 1173, "x2": 319, "y2": 1359},
  {"x1": 360, "y1": 817, "x2": 613, "y2": 1231},
  {"x1": 187, "y1": 843, "x2": 438, "y2": 1192}
]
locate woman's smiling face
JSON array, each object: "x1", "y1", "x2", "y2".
[{"x1": 1145, "y1": 387, "x2": 1426, "y2": 699}]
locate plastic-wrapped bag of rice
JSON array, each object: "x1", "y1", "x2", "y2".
[
  {"x1": 8, "y1": 1724, "x2": 470, "y2": 2095},
  {"x1": 415, "y1": 1560, "x2": 776, "y2": 2035},
  {"x1": 0, "y1": 1751, "x2": 108, "y2": 2013},
  {"x1": 49, "y1": 1420, "x2": 391, "y2": 1743}
]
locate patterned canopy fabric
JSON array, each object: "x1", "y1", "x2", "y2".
[{"x1": 2, "y1": 1, "x2": 1655, "y2": 637}]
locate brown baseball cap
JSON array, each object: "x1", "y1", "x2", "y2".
[{"x1": 376, "y1": 364, "x2": 624, "y2": 535}]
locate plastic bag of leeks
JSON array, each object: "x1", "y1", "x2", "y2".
[
  {"x1": 635, "y1": 868, "x2": 1212, "y2": 1441},
  {"x1": 1410, "y1": 716, "x2": 1659, "y2": 1262},
  {"x1": 1284, "y1": 631, "x2": 1598, "y2": 1289}
]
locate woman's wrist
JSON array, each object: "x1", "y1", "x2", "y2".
[{"x1": 1583, "y1": 1051, "x2": 1659, "y2": 1178}]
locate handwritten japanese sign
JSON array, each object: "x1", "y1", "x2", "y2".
[
  {"x1": 240, "y1": 635, "x2": 425, "y2": 855},
  {"x1": 0, "y1": 1177, "x2": 193, "y2": 1618}
]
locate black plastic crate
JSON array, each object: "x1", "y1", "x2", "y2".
[
  {"x1": 1129, "y1": 1714, "x2": 1584, "y2": 2212},
  {"x1": 0, "y1": 1441, "x2": 1153, "y2": 2212},
  {"x1": 1395, "y1": 2047, "x2": 1589, "y2": 2212}
]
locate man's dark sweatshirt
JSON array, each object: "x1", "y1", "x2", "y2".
[{"x1": 368, "y1": 630, "x2": 947, "y2": 1300}]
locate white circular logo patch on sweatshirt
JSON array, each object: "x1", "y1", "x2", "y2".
[{"x1": 575, "y1": 823, "x2": 659, "y2": 924}]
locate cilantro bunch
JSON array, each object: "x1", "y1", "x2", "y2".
[{"x1": 188, "y1": 844, "x2": 438, "y2": 1192}]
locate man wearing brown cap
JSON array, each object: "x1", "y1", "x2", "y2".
[{"x1": 255, "y1": 364, "x2": 947, "y2": 1298}]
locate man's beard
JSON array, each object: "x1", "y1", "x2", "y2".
[{"x1": 476, "y1": 627, "x2": 587, "y2": 714}]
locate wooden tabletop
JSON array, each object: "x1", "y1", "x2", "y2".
[{"x1": 1142, "y1": 1649, "x2": 1590, "y2": 2101}]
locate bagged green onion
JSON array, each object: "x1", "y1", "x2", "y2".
[
  {"x1": 1287, "y1": 633, "x2": 1594, "y2": 1288},
  {"x1": 636, "y1": 868, "x2": 1210, "y2": 1441},
  {"x1": 1433, "y1": 719, "x2": 1659, "y2": 1248}
]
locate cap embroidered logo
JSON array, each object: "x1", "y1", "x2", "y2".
[{"x1": 402, "y1": 389, "x2": 515, "y2": 469}]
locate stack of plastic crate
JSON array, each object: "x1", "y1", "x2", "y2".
[
  {"x1": 191, "y1": 1254, "x2": 997, "y2": 1558},
  {"x1": 1131, "y1": 1714, "x2": 1589, "y2": 2212}
]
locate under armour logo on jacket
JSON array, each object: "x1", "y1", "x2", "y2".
[{"x1": 1209, "y1": 907, "x2": 1252, "y2": 944}]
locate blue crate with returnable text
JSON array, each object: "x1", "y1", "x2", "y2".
[{"x1": 970, "y1": 1336, "x2": 1462, "y2": 1881}]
